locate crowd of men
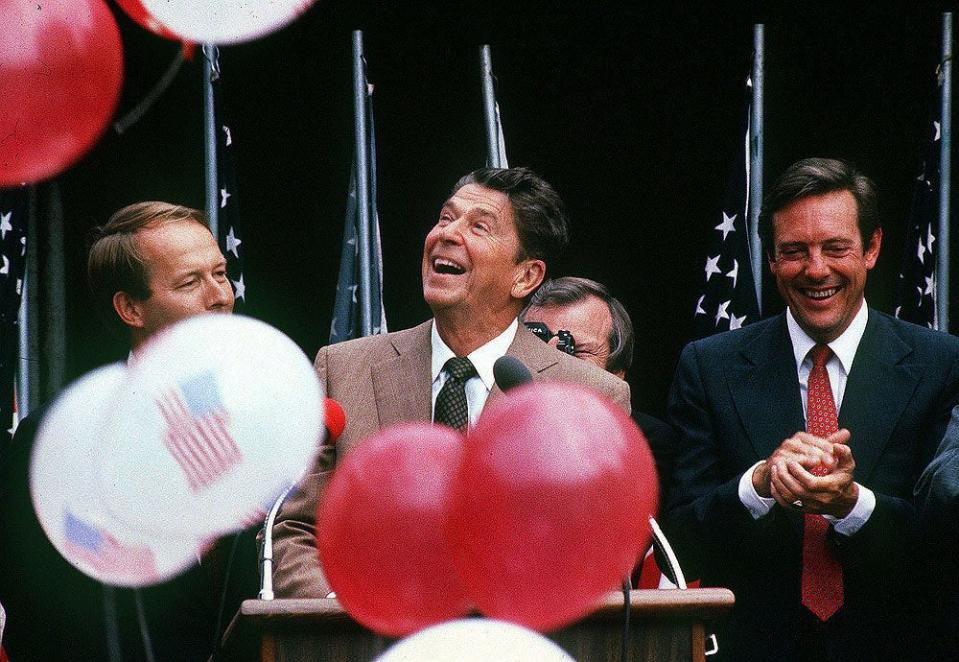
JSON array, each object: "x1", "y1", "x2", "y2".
[{"x1": 1, "y1": 161, "x2": 959, "y2": 661}]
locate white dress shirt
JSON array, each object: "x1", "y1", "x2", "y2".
[
  {"x1": 738, "y1": 301, "x2": 876, "y2": 535},
  {"x1": 430, "y1": 319, "x2": 518, "y2": 429}
]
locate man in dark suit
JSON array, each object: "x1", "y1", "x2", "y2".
[
  {"x1": 0, "y1": 202, "x2": 242, "y2": 661},
  {"x1": 271, "y1": 168, "x2": 630, "y2": 597},
  {"x1": 664, "y1": 158, "x2": 959, "y2": 661}
]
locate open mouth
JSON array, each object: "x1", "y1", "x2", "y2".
[
  {"x1": 432, "y1": 256, "x2": 466, "y2": 275},
  {"x1": 800, "y1": 286, "x2": 840, "y2": 301}
]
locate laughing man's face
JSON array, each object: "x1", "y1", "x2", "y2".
[{"x1": 768, "y1": 189, "x2": 881, "y2": 343}]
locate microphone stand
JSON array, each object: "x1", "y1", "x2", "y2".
[{"x1": 258, "y1": 485, "x2": 295, "y2": 600}]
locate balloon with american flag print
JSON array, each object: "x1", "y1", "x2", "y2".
[
  {"x1": 31, "y1": 364, "x2": 202, "y2": 587},
  {"x1": 97, "y1": 315, "x2": 324, "y2": 540}
]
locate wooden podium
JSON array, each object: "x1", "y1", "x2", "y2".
[{"x1": 217, "y1": 588, "x2": 733, "y2": 662}]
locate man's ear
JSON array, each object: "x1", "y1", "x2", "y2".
[
  {"x1": 512, "y1": 259, "x2": 546, "y2": 301},
  {"x1": 112, "y1": 291, "x2": 145, "y2": 329}
]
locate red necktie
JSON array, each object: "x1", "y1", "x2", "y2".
[{"x1": 801, "y1": 344, "x2": 844, "y2": 621}]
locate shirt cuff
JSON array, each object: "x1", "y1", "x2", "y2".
[
  {"x1": 823, "y1": 483, "x2": 875, "y2": 536},
  {"x1": 738, "y1": 461, "x2": 776, "y2": 519}
]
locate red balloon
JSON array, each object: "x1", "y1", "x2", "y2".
[
  {"x1": 0, "y1": 0, "x2": 123, "y2": 186},
  {"x1": 113, "y1": 0, "x2": 179, "y2": 39},
  {"x1": 446, "y1": 383, "x2": 658, "y2": 632},
  {"x1": 317, "y1": 423, "x2": 471, "y2": 637}
]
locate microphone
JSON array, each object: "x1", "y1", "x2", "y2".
[
  {"x1": 259, "y1": 398, "x2": 347, "y2": 600},
  {"x1": 493, "y1": 355, "x2": 533, "y2": 392}
]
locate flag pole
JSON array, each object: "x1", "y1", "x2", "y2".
[
  {"x1": 749, "y1": 24, "x2": 765, "y2": 315},
  {"x1": 17, "y1": 259, "x2": 29, "y2": 419},
  {"x1": 939, "y1": 13, "x2": 952, "y2": 332},
  {"x1": 203, "y1": 44, "x2": 219, "y2": 239},
  {"x1": 480, "y1": 45, "x2": 502, "y2": 168},
  {"x1": 352, "y1": 30, "x2": 373, "y2": 336}
]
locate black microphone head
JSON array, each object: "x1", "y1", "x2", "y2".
[{"x1": 493, "y1": 355, "x2": 533, "y2": 392}]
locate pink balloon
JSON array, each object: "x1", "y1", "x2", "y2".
[
  {"x1": 113, "y1": 0, "x2": 179, "y2": 39},
  {"x1": 446, "y1": 383, "x2": 658, "y2": 632},
  {"x1": 318, "y1": 423, "x2": 471, "y2": 637},
  {"x1": 0, "y1": 0, "x2": 123, "y2": 186}
]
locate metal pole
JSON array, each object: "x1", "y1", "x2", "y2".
[
  {"x1": 748, "y1": 24, "x2": 765, "y2": 315},
  {"x1": 480, "y1": 45, "x2": 501, "y2": 168},
  {"x1": 352, "y1": 30, "x2": 373, "y2": 336},
  {"x1": 203, "y1": 44, "x2": 219, "y2": 239},
  {"x1": 17, "y1": 186, "x2": 37, "y2": 419},
  {"x1": 17, "y1": 269, "x2": 29, "y2": 419},
  {"x1": 939, "y1": 13, "x2": 952, "y2": 332}
]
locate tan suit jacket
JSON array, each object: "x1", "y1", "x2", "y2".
[{"x1": 271, "y1": 320, "x2": 630, "y2": 597}]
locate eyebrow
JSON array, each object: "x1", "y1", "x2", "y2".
[{"x1": 441, "y1": 200, "x2": 499, "y2": 223}]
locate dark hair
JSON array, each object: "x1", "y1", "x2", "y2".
[
  {"x1": 758, "y1": 158, "x2": 880, "y2": 258},
  {"x1": 87, "y1": 201, "x2": 207, "y2": 327},
  {"x1": 522, "y1": 276, "x2": 634, "y2": 376},
  {"x1": 452, "y1": 167, "x2": 570, "y2": 264}
]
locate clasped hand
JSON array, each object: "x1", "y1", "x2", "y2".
[{"x1": 751, "y1": 429, "x2": 858, "y2": 518}]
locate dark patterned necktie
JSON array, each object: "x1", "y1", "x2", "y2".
[
  {"x1": 801, "y1": 343, "x2": 844, "y2": 621},
  {"x1": 434, "y1": 357, "x2": 477, "y2": 432}
]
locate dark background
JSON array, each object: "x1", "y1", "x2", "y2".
[{"x1": 53, "y1": 1, "x2": 956, "y2": 418}]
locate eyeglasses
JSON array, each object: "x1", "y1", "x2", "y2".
[{"x1": 523, "y1": 322, "x2": 576, "y2": 356}]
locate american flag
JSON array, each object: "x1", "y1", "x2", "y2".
[
  {"x1": 62, "y1": 509, "x2": 158, "y2": 581},
  {"x1": 0, "y1": 187, "x2": 28, "y2": 455},
  {"x1": 210, "y1": 48, "x2": 246, "y2": 309},
  {"x1": 692, "y1": 71, "x2": 760, "y2": 339},
  {"x1": 329, "y1": 70, "x2": 387, "y2": 343},
  {"x1": 894, "y1": 64, "x2": 942, "y2": 330},
  {"x1": 156, "y1": 371, "x2": 242, "y2": 492}
]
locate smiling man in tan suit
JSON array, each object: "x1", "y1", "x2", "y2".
[{"x1": 270, "y1": 167, "x2": 630, "y2": 597}]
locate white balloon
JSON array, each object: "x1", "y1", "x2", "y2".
[
  {"x1": 139, "y1": 0, "x2": 317, "y2": 45},
  {"x1": 31, "y1": 364, "x2": 202, "y2": 587},
  {"x1": 375, "y1": 619, "x2": 575, "y2": 662},
  {"x1": 99, "y1": 315, "x2": 323, "y2": 539}
]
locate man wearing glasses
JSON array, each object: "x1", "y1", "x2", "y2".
[{"x1": 521, "y1": 276, "x2": 676, "y2": 493}]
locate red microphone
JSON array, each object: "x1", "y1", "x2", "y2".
[{"x1": 324, "y1": 398, "x2": 346, "y2": 444}]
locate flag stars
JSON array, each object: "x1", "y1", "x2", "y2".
[
  {"x1": 0, "y1": 212, "x2": 12, "y2": 240},
  {"x1": 695, "y1": 294, "x2": 706, "y2": 316},
  {"x1": 0, "y1": 255, "x2": 9, "y2": 275},
  {"x1": 221, "y1": 125, "x2": 232, "y2": 147},
  {"x1": 934, "y1": 121, "x2": 942, "y2": 142},
  {"x1": 225, "y1": 226, "x2": 242, "y2": 258},
  {"x1": 704, "y1": 254, "x2": 722, "y2": 281},
  {"x1": 729, "y1": 313, "x2": 746, "y2": 330},
  {"x1": 725, "y1": 259, "x2": 739, "y2": 288},
  {"x1": 220, "y1": 188, "x2": 231, "y2": 209},
  {"x1": 715, "y1": 212, "x2": 737, "y2": 241},
  {"x1": 232, "y1": 274, "x2": 246, "y2": 301},
  {"x1": 715, "y1": 300, "x2": 730, "y2": 327}
]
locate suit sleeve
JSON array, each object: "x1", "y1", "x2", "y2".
[
  {"x1": 269, "y1": 345, "x2": 335, "y2": 598},
  {"x1": 663, "y1": 342, "x2": 783, "y2": 580},
  {"x1": 915, "y1": 407, "x2": 959, "y2": 579},
  {"x1": 851, "y1": 356, "x2": 959, "y2": 580}
]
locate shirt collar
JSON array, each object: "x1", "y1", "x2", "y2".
[
  {"x1": 786, "y1": 300, "x2": 868, "y2": 374},
  {"x1": 431, "y1": 318, "x2": 518, "y2": 390}
]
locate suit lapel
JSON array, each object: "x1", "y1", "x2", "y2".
[
  {"x1": 838, "y1": 311, "x2": 920, "y2": 481},
  {"x1": 727, "y1": 315, "x2": 806, "y2": 461},
  {"x1": 486, "y1": 326, "x2": 560, "y2": 408},
  {"x1": 371, "y1": 321, "x2": 433, "y2": 426}
]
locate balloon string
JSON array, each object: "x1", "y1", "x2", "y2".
[{"x1": 113, "y1": 44, "x2": 189, "y2": 135}]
